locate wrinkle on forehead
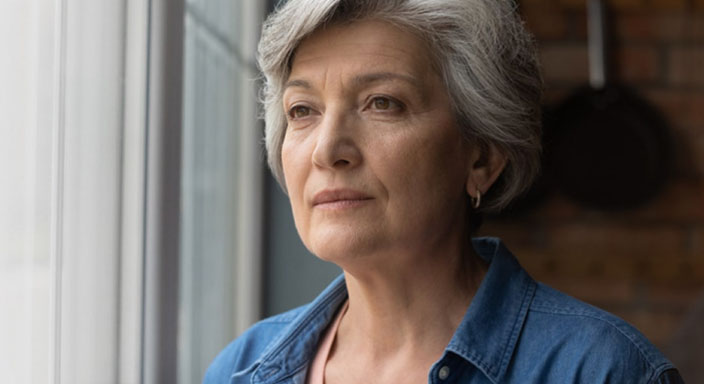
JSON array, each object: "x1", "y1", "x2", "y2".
[{"x1": 287, "y1": 20, "x2": 438, "y2": 94}]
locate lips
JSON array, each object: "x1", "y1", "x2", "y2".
[{"x1": 312, "y1": 189, "x2": 373, "y2": 207}]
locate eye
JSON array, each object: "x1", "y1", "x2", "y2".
[
  {"x1": 288, "y1": 105, "x2": 312, "y2": 119},
  {"x1": 369, "y1": 96, "x2": 403, "y2": 112}
]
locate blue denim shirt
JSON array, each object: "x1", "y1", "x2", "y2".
[{"x1": 205, "y1": 238, "x2": 683, "y2": 384}]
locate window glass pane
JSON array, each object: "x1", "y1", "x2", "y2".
[
  {"x1": 179, "y1": 1, "x2": 245, "y2": 382},
  {"x1": 265, "y1": 180, "x2": 342, "y2": 316}
]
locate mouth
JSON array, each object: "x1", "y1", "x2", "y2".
[{"x1": 312, "y1": 189, "x2": 373, "y2": 209}]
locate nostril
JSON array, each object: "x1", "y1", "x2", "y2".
[{"x1": 311, "y1": 135, "x2": 361, "y2": 169}]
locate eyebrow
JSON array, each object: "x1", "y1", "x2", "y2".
[
  {"x1": 351, "y1": 72, "x2": 422, "y2": 89},
  {"x1": 284, "y1": 79, "x2": 312, "y2": 90},
  {"x1": 283, "y1": 72, "x2": 422, "y2": 92}
]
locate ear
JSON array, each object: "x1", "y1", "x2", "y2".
[{"x1": 465, "y1": 142, "x2": 508, "y2": 198}]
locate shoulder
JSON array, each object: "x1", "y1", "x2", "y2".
[
  {"x1": 511, "y1": 283, "x2": 681, "y2": 383},
  {"x1": 203, "y1": 274, "x2": 348, "y2": 384},
  {"x1": 203, "y1": 305, "x2": 308, "y2": 384}
]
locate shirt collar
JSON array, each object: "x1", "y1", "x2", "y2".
[
  {"x1": 445, "y1": 237, "x2": 537, "y2": 383},
  {"x1": 253, "y1": 275, "x2": 348, "y2": 384},
  {"x1": 252, "y1": 237, "x2": 535, "y2": 384}
]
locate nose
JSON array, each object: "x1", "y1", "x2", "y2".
[{"x1": 311, "y1": 108, "x2": 362, "y2": 170}]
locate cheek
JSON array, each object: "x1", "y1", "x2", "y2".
[
  {"x1": 281, "y1": 133, "x2": 304, "y2": 192},
  {"x1": 381, "y1": 133, "x2": 468, "y2": 212},
  {"x1": 389, "y1": 133, "x2": 466, "y2": 183},
  {"x1": 281, "y1": 136, "x2": 312, "y2": 235}
]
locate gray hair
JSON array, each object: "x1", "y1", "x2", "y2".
[{"x1": 258, "y1": 0, "x2": 543, "y2": 211}]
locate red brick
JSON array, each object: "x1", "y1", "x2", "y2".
[
  {"x1": 495, "y1": 224, "x2": 688, "y2": 283},
  {"x1": 691, "y1": 226, "x2": 704, "y2": 255},
  {"x1": 556, "y1": 0, "x2": 586, "y2": 11},
  {"x1": 643, "y1": 89, "x2": 704, "y2": 129},
  {"x1": 616, "y1": 13, "x2": 704, "y2": 42},
  {"x1": 659, "y1": 14, "x2": 704, "y2": 42},
  {"x1": 689, "y1": 133, "x2": 704, "y2": 178},
  {"x1": 616, "y1": 13, "x2": 658, "y2": 41},
  {"x1": 479, "y1": 221, "x2": 546, "y2": 248},
  {"x1": 496, "y1": 181, "x2": 704, "y2": 226},
  {"x1": 547, "y1": 223, "x2": 685, "y2": 256},
  {"x1": 516, "y1": 249, "x2": 559, "y2": 278},
  {"x1": 667, "y1": 47, "x2": 704, "y2": 86},
  {"x1": 566, "y1": 10, "x2": 589, "y2": 40},
  {"x1": 667, "y1": 129, "x2": 704, "y2": 178},
  {"x1": 524, "y1": 0, "x2": 671, "y2": 13},
  {"x1": 540, "y1": 277, "x2": 636, "y2": 304},
  {"x1": 528, "y1": 248, "x2": 612, "y2": 279},
  {"x1": 681, "y1": 15, "x2": 704, "y2": 41},
  {"x1": 645, "y1": 284, "x2": 704, "y2": 309},
  {"x1": 643, "y1": 253, "x2": 704, "y2": 284},
  {"x1": 520, "y1": 0, "x2": 551, "y2": 8},
  {"x1": 543, "y1": 85, "x2": 576, "y2": 105},
  {"x1": 495, "y1": 181, "x2": 704, "y2": 226},
  {"x1": 674, "y1": 257, "x2": 704, "y2": 285},
  {"x1": 522, "y1": 6, "x2": 570, "y2": 40},
  {"x1": 614, "y1": 308, "x2": 684, "y2": 347},
  {"x1": 620, "y1": 180, "x2": 704, "y2": 223},
  {"x1": 612, "y1": 0, "x2": 648, "y2": 11},
  {"x1": 534, "y1": 194, "x2": 583, "y2": 220},
  {"x1": 540, "y1": 44, "x2": 590, "y2": 84},
  {"x1": 534, "y1": 10, "x2": 703, "y2": 44},
  {"x1": 616, "y1": 46, "x2": 660, "y2": 83},
  {"x1": 649, "y1": 0, "x2": 687, "y2": 11},
  {"x1": 695, "y1": 0, "x2": 704, "y2": 12}
]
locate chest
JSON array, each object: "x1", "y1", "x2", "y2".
[
  {"x1": 323, "y1": 357, "x2": 431, "y2": 384},
  {"x1": 320, "y1": 353, "x2": 496, "y2": 384}
]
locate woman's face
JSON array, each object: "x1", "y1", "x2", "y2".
[{"x1": 281, "y1": 20, "x2": 474, "y2": 265}]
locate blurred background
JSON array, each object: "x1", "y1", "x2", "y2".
[{"x1": 0, "y1": 0, "x2": 701, "y2": 383}]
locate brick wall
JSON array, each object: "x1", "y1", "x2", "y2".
[{"x1": 481, "y1": 0, "x2": 704, "y2": 370}]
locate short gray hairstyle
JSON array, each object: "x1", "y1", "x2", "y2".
[{"x1": 258, "y1": 0, "x2": 543, "y2": 211}]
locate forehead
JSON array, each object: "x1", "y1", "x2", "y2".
[{"x1": 288, "y1": 19, "x2": 436, "y2": 82}]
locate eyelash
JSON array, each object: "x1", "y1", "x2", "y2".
[
  {"x1": 287, "y1": 105, "x2": 312, "y2": 120},
  {"x1": 285, "y1": 95, "x2": 406, "y2": 121},
  {"x1": 366, "y1": 95, "x2": 405, "y2": 113}
]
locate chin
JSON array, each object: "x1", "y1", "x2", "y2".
[
  {"x1": 311, "y1": 241, "x2": 360, "y2": 263},
  {"x1": 309, "y1": 232, "x2": 379, "y2": 265}
]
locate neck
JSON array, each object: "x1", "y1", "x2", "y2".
[{"x1": 336, "y1": 237, "x2": 487, "y2": 360}]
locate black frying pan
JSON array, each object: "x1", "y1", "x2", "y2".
[{"x1": 547, "y1": 0, "x2": 671, "y2": 210}]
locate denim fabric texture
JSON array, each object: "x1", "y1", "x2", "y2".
[{"x1": 204, "y1": 237, "x2": 683, "y2": 384}]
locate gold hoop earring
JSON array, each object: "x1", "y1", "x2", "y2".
[{"x1": 472, "y1": 189, "x2": 481, "y2": 209}]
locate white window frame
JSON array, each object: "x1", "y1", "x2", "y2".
[
  {"x1": 233, "y1": 0, "x2": 266, "y2": 337},
  {"x1": 2, "y1": 0, "x2": 265, "y2": 381},
  {"x1": 119, "y1": 0, "x2": 150, "y2": 382},
  {"x1": 51, "y1": 0, "x2": 127, "y2": 382}
]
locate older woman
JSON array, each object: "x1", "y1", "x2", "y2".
[{"x1": 206, "y1": 1, "x2": 682, "y2": 383}]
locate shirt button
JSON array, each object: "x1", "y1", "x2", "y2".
[{"x1": 438, "y1": 366, "x2": 450, "y2": 380}]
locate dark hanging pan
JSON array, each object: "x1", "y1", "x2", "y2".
[{"x1": 547, "y1": 0, "x2": 671, "y2": 210}]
